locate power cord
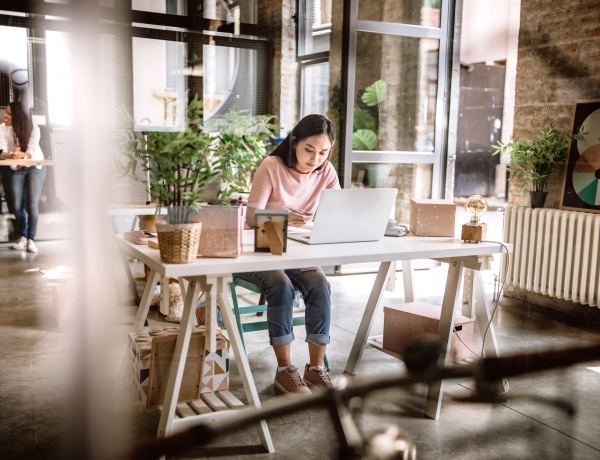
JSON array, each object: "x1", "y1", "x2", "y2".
[
  {"x1": 479, "y1": 240, "x2": 511, "y2": 359},
  {"x1": 451, "y1": 240, "x2": 511, "y2": 361}
]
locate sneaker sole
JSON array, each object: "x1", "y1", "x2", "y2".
[{"x1": 274, "y1": 381, "x2": 311, "y2": 396}]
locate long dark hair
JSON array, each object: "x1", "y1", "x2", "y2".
[
  {"x1": 9, "y1": 101, "x2": 33, "y2": 152},
  {"x1": 270, "y1": 114, "x2": 335, "y2": 171}
]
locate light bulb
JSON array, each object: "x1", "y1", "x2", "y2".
[{"x1": 464, "y1": 195, "x2": 487, "y2": 225}]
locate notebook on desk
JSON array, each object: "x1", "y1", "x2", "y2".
[{"x1": 287, "y1": 188, "x2": 397, "y2": 245}]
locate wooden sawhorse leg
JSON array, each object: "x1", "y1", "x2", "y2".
[
  {"x1": 155, "y1": 275, "x2": 273, "y2": 456},
  {"x1": 424, "y1": 259, "x2": 502, "y2": 419}
]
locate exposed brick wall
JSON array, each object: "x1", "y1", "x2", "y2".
[
  {"x1": 508, "y1": 0, "x2": 600, "y2": 316},
  {"x1": 509, "y1": 0, "x2": 600, "y2": 207},
  {"x1": 259, "y1": 0, "x2": 299, "y2": 135}
]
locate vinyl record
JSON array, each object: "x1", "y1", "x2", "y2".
[
  {"x1": 572, "y1": 143, "x2": 600, "y2": 205},
  {"x1": 571, "y1": 108, "x2": 600, "y2": 206}
]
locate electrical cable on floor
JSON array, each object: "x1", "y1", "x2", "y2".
[
  {"x1": 451, "y1": 241, "x2": 511, "y2": 361},
  {"x1": 478, "y1": 241, "x2": 511, "y2": 359}
]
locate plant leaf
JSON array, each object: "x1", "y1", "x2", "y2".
[
  {"x1": 361, "y1": 80, "x2": 387, "y2": 107},
  {"x1": 352, "y1": 129, "x2": 379, "y2": 150}
]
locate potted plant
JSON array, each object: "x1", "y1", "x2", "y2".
[
  {"x1": 188, "y1": 108, "x2": 278, "y2": 259},
  {"x1": 493, "y1": 122, "x2": 585, "y2": 208},
  {"x1": 120, "y1": 94, "x2": 216, "y2": 263},
  {"x1": 351, "y1": 79, "x2": 391, "y2": 187},
  {"x1": 210, "y1": 108, "x2": 278, "y2": 202}
]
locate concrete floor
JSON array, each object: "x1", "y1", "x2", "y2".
[{"x1": 1, "y1": 232, "x2": 600, "y2": 459}]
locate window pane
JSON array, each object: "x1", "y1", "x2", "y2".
[
  {"x1": 132, "y1": 37, "x2": 186, "y2": 131},
  {"x1": 202, "y1": 41, "x2": 271, "y2": 131},
  {"x1": 298, "y1": 0, "x2": 332, "y2": 57},
  {"x1": 0, "y1": 26, "x2": 29, "y2": 107},
  {"x1": 353, "y1": 32, "x2": 439, "y2": 153},
  {"x1": 357, "y1": 0, "x2": 441, "y2": 28},
  {"x1": 46, "y1": 30, "x2": 73, "y2": 125},
  {"x1": 353, "y1": 162, "x2": 433, "y2": 223},
  {"x1": 132, "y1": 0, "x2": 186, "y2": 15},
  {"x1": 301, "y1": 62, "x2": 330, "y2": 118}
]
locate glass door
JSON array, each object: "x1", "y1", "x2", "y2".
[{"x1": 340, "y1": 0, "x2": 460, "y2": 223}]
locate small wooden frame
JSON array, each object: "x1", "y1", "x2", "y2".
[{"x1": 254, "y1": 209, "x2": 288, "y2": 255}]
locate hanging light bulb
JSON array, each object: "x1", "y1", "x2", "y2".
[{"x1": 461, "y1": 195, "x2": 488, "y2": 243}]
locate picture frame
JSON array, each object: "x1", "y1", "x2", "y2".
[
  {"x1": 254, "y1": 209, "x2": 288, "y2": 254},
  {"x1": 560, "y1": 98, "x2": 600, "y2": 213}
]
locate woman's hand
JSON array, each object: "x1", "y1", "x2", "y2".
[{"x1": 8, "y1": 148, "x2": 29, "y2": 159}]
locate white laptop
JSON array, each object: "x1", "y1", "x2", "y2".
[{"x1": 288, "y1": 188, "x2": 397, "y2": 245}]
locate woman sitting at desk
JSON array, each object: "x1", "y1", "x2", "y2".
[
  {"x1": 236, "y1": 114, "x2": 340, "y2": 396},
  {"x1": 0, "y1": 102, "x2": 46, "y2": 253}
]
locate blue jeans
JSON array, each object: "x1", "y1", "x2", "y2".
[
  {"x1": 233, "y1": 268, "x2": 331, "y2": 347},
  {"x1": 7, "y1": 166, "x2": 47, "y2": 241}
]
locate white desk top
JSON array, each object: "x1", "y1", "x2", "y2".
[
  {"x1": 0, "y1": 159, "x2": 53, "y2": 166},
  {"x1": 115, "y1": 230, "x2": 510, "y2": 279},
  {"x1": 106, "y1": 203, "x2": 166, "y2": 216}
]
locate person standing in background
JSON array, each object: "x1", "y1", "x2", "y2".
[{"x1": 0, "y1": 102, "x2": 46, "y2": 253}]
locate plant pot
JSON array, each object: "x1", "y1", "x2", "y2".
[
  {"x1": 530, "y1": 191, "x2": 548, "y2": 209},
  {"x1": 156, "y1": 222, "x2": 202, "y2": 263},
  {"x1": 366, "y1": 164, "x2": 392, "y2": 188}
]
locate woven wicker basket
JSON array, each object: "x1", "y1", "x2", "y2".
[{"x1": 156, "y1": 222, "x2": 202, "y2": 264}]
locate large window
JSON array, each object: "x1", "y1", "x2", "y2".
[
  {"x1": 298, "y1": 0, "x2": 332, "y2": 119},
  {"x1": 0, "y1": 26, "x2": 29, "y2": 107},
  {"x1": 340, "y1": 0, "x2": 453, "y2": 224}
]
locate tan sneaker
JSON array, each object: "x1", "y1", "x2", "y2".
[
  {"x1": 303, "y1": 364, "x2": 333, "y2": 389},
  {"x1": 274, "y1": 365, "x2": 311, "y2": 396}
]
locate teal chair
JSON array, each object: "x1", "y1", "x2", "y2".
[{"x1": 229, "y1": 275, "x2": 329, "y2": 370}]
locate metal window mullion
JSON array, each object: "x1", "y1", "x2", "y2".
[
  {"x1": 341, "y1": 0, "x2": 359, "y2": 188},
  {"x1": 355, "y1": 19, "x2": 442, "y2": 40},
  {"x1": 436, "y1": 0, "x2": 462, "y2": 200}
]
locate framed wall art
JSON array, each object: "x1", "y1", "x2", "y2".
[{"x1": 560, "y1": 98, "x2": 600, "y2": 213}]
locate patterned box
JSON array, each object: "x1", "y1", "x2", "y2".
[
  {"x1": 128, "y1": 326, "x2": 230, "y2": 407},
  {"x1": 192, "y1": 204, "x2": 243, "y2": 258},
  {"x1": 200, "y1": 333, "x2": 230, "y2": 393},
  {"x1": 409, "y1": 198, "x2": 456, "y2": 237}
]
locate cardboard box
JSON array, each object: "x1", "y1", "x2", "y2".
[
  {"x1": 128, "y1": 326, "x2": 230, "y2": 408},
  {"x1": 192, "y1": 204, "x2": 243, "y2": 258},
  {"x1": 383, "y1": 302, "x2": 474, "y2": 362},
  {"x1": 409, "y1": 198, "x2": 456, "y2": 237}
]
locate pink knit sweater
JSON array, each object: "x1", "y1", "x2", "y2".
[{"x1": 246, "y1": 156, "x2": 340, "y2": 227}]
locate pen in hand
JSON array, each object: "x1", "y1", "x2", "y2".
[{"x1": 287, "y1": 207, "x2": 312, "y2": 223}]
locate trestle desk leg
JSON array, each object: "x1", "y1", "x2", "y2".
[
  {"x1": 156, "y1": 279, "x2": 204, "y2": 447},
  {"x1": 133, "y1": 269, "x2": 160, "y2": 330},
  {"x1": 400, "y1": 260, "x2": 415, "y2": 303},
  {"x1": 214, "y1": 275, "x2": 274, "y2": 453},
  {"x1": 424, "y1": 257, "x2": 464, "y2": 419},
  {"x1": 344, "y1": 261, "x2": 395, "y2": 375}
]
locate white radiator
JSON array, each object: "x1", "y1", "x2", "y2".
[{"x1": 503, "y1": 205, "x2": 600, "y2": 307}]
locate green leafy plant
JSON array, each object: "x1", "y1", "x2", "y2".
[
  {"x1": 493, "y1": 123, "x2": 585, "y2": 193},
  {"x1": 352, "y1": 79, "x2": 387, "y2": 150},
  {"x1": 119, "y1": 94, "x2": 217, "y2": 223},
  {"x1": 210, "y1": 108, "x2": 279, "y2": 201}
]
